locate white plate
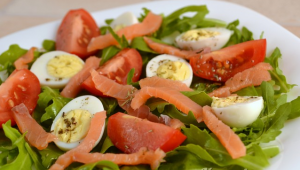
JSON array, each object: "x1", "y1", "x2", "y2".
[{"x1": 0, "y1": 0, "x2": 299, "y2": 169}]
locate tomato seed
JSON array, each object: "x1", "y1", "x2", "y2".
[
  {"x1": 17, "y1": 85, "x2": 26, "y2": 91},
  {"x1": 8, "y1": 100, "x2": 14, "y2": 107}
]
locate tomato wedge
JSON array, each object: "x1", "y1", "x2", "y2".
[
  {"x1": 190, "y1": 39, "x2": 267, "y2": 82},
  {"x1": 107, "y1": 112, "x2": 186, "y2": 153},
  {"x1": 81, "y1": 48, "x2": 142, "y2": 96},
  {"x1": 56, "y1": 9, "x2": 100, "y2": 59},
  {"x1": 0, "y1": 69, "x2": 40, "y2": 127}
]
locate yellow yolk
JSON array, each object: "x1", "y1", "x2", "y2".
[
  {"x1": 47, "y1": 54, "x2": 84, "y2": 78},
  {"x1": 181, "y1": 29, "x2": 220, "y2": 41},
  {"x1": 211, "y1": 96, "x2": 259, "y2": 108},
  {"x1": 54, "y1": 109, "x2": 92, "y2": 143},
  {"x1": 156, "y1": 61, "x2": 191, "y2": 81}
]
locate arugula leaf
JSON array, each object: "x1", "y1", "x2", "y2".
[
  {"x1": 180, "y1": 91, "x2": 212, "y2": 106},
  {"x1": 107, "y1": 27, "x2": 129, "y2": 49},
  {"x1": 147, "y1": 98, "x2": 200, "y2": 125},
  {"x1": 37, "y1": 86, "x2": 71, "y2": 122},
  {"x1": 42, "y1": 39, "x2": 56, "y2": 52},
  {"x1": 105, "y1": 19, "x2": 114, "y2": 25},
  {"x1": 138, "y1": 8, "x2": 151, "y2": 22},
  {"x1": 224, "y1": 20, "x2": 253, "y2": 47},
  {"x1": 264, "y1": 48, "x2": 296, "y2": 94},
  {"x1": 259, "y1": 102, "x2": 291, "y2": 143},
  {"x1": 25, "y1": 143, "x2": 46, "y2": 170},
  {"x1": 100, "y1": 46, "x2": 121, "y2": 65},
  {"x1": 0, "y1": 44, "x2": 27, "y2": 65},
  {"x1": 288, "y1": 96, "x2": 300, "y2": 119},
  {"x1": 130, "y1": 37, "x2": 157, "y2": 53},
  {"x1": 99, "y1": 97, "x2": 118, "y2": 116},
  {"x1": 38, "y1": 143, "x2": 64, "y2": 168},
  {"x1": 100, "y1": 136, "x2": 114, "y2": 153},
  {"x1": 73, "y1": 160, "x2": 119, "y2": 170},
  {"x1": 1, "y1": 121, "x2": 33, "y2": 170},
  {"x1": 181, "y1": 125, "x2": 269, "y2": 169},
  {"x1": 197, "y1": 18, "x2": 227, "y2": 28},
  {"x1": 158, "y1": 5, "x2": 209, "y2": 38},
  {"x1": 126, "y1": 68, "x2": 140, "y2": 88}
]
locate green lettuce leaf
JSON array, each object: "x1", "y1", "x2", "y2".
[
  {"x1": 99, "y1": 97, "x2": 118, "y2": 116},
  {"x1": 107, "y1": 27, "x2": 129, "y2": 49}
]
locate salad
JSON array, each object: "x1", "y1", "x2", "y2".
[{"x1": 0, "y1": 1, "x2": 300, "y2": 170}]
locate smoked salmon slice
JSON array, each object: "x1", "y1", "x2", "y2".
[
  {"x1": 61, "y1": 56, "x2": 101, "y2": 98},
  {"x1": 140, "y1": 76, "x2": 193, "y2": 91},
  {"x1": 91, "y1": 69, "x2": 136, "y2": 100},
  {"x1": 209, "y1": 62, "x2": 272, "y2": 97},
  {"x1": 91, "y1": 70, "x2": 170, "y2": 124},
  {"x1": 49, "y1": 111, "x2": 107, "y2": 170},
  {"x1": 73, "y1": 147, "x2": 166, "y2": 170},
  {"x1": 202, "y1": 106, "x2": 246, "y2": 159},
  {"x1": 143, "y1": 37, "x2": 210, "y2": 60},
  {"x1": 131, "y1": 86, "x2": 202, "y2": 119},
  {"x1": 225, "y1": 62, "x2": 272, "y2": 92},
  {"x1": 11, "y1": 103, "x2": 57, "y2": 150},
  {"x1": 87, "y1": 12, "x2": 162, "y2": 51},
  {"x1": 14, "y1": 47, "x2": 36, "y2": 70}
]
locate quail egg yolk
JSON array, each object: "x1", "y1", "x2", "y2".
[
  {"x1": 156, "y1": 60, "x2": 191, "y2": 81},
  {"x1": 181, "y1": 29, "x2": 220, "y2": 41},
  {"x1": 54, "y1": 109, "x2": 92, "y2": 143},
  {"x1": 211, "y1": 96, "x2": 256, "y2": 108},
  {"x1": 47, "y1": 55, "x2": 84, "y2": 78}
]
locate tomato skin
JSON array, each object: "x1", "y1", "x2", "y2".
[
  {"x1": 0, "y1": 69, "x2": 40, "y2": 127},
  {"x1": 107, "y1": 112, "x2": 186, "y2": 153},
  {"x1": 81, "y1": 48, "x2": 143, "y2": 96},
  {"x1": 190, "y1": 39, "x2": 267, "y2": 82},
  {"x1": 56, "y1": 9, "x2": 100, "y2": 59}
]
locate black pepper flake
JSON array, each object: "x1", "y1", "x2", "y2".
[
  {"x1": 45, "y1": 78, "x2": 51, "y2": 81},
  {"x1": 58, "y1": 129, "x2": 63, "y2": 134}
]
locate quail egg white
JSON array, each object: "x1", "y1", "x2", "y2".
[
  {"x1": 50, "y1": 95, "x2": 105, "y2": 151},
  {"x1": 175, "y1": 27, "x2": 233, "y2": 51},
  {"x1": 146, "y1": 54, "x2": 193, "y2": 87},
  {"x1": 30, "y1": 51, "x2": 84, "y2": 89},
  {"x1": 110, "y1": 12, "x2": 139, "y2": 31},
  {"x1": 211, "y1": 96, "x2": 264, "y2": 128}
]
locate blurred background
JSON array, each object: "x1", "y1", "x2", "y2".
[{"x1": 0, "y1": 0, "x2": 299, "y2": 38}]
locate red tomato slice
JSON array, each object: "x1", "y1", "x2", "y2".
[
  {"x1": 56, "y1": 9, "x2": 100, "y2": 59},
  {"x1": 190, "y1": 39, "x2": 267, "y2": 82},
  {"x1": 0, "y1": 69, "x2": 40, "y2": 127},
  {"x1": 107, "y1": 112, "x2": 186, "y2": 153},
  {"x1": 81, "y1": 48, "x2": 143, "y2": 96}
]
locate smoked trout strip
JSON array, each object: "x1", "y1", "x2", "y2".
[
  {"x1": 11, "y1": 103, "x2": 58, "y2": 150},
  {"x1": 208, "y1": 62, "x2": 273, "y2": 97},
  {"x1": 143, "y1": 37, "x2": 210, "y2": 60},
  {"x1": 61, "y1": 56, "x2": 101, "y2": 98},
  {"x1": 139, "y1": 76, "x2": 193, "y2": 91},
  {"x1": 131, "y1": 86, "x2": 202, "y2": 119},
  {"x1": 73, "y1": 147, "x2": 166, "y2": 170},
  {"x1": 49, "y1": 111, "x2": 107, "y2": 170},
  {"x1": 14, "y1": 47, "x2": 36, "y2": 70},
  {"x1": 87, "y1": 12, "x2": 163, "y2": 51},
  {"x1": 202, "y1": 106, "x2": 246, "y2": 159}
]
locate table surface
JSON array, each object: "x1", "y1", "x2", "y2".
[{"x1": 0, "y1": 0, "x2": 299, "y2": 39}]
